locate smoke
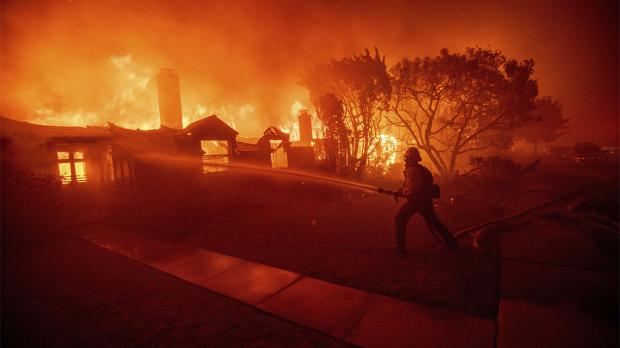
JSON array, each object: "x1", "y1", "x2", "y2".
[{"x1": 1, "y1": 0, "x2": 617, "y2": 143}]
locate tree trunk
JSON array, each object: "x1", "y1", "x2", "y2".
[{"x1": 425, "y1": 147, "x2": 448, "y2": 178}]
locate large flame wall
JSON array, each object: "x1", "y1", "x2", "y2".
[{"x1": 1, "y1": 0, "x2": 617, "y2": 143}]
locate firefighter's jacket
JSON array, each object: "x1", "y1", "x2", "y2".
[{"x1": 402, "y1": 164, "x2": 424, "y2": 198}]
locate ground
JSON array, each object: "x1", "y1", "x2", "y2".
[
  {"x1": 1, "y1": 235, "x2": 354, "y2": 348},
  {"x1": 2, "y1": 159, "x2": 618, "y2": 346}
]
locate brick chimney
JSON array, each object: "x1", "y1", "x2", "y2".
[
  {"x1": 156, "y1": 68, "x2": 183, "y2": 129},
  {"x1": 298, "y1": 109, "x2": 312, "y2": 146}
]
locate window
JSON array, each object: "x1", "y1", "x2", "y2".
[
  {"x1": 105, "y1": 146, "x2": 115, "y2": 182},
  {"x1": 201, "y1": 141, "x2": 229, "y2": 173},
  {"x1": 57, "y1": 151, "x2": 87, "y2": 184}
]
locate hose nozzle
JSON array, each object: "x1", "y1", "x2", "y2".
[{"x1": 378, "y1": 188, "x2": 399, "y2": 202}]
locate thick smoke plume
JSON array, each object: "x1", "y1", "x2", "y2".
[{"x1": 1, "y1": 0, "x2": 617, "y2": 143}]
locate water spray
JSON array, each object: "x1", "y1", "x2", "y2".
[
  {"x1": 212, "y1": 163, "x2": 407, "y2": 202},
  {"x1": 136, "y1": 151, "x2": 388, "y2": 193},
  {"x1": 217, "y1": 162, "x2": 381, "y2": 192},
  {"x1": 138, "y1": 152, "x2": 618, "y2": 244}
]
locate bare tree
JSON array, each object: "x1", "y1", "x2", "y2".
[
  {"x1": 300, "y1": 48, "x2": 391, "y2": 177},
  {"x1": 389, "y1": 47, "x2": 539, "y2": 178}
]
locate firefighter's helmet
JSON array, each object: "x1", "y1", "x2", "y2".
[{"x1": 404, "y1": 147, "x2": 422, "y2": 162}]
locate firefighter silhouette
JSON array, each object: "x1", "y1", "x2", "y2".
[{"x1": 393, "y1": 147, "x2": 459, "y2": 255}]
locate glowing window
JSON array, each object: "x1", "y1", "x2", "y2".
[
  {"x1": 105, "y1": 146, "x2": 115, "y2": 182},
  {"x1": 201, "y1": 141, "x2": 229, "y2": 173},
  {"x1": 57, "y1": 151, "x2": 87, "y2": 184},
  {"x1": 58, "y1": 163, "x2": 71, "y2": 180},
  {"x1": 74, "y1": 162, "x2": 86, "y2": 182}
]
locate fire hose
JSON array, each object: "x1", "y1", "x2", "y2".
[
  {"x1": 377, "y1": 181, "x2": 618, "y2": 243},
  {"x1": 198, "y1": 161, "x2": 616, "y2": 242}
]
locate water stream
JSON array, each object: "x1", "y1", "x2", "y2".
[
  {"x1": 216, "y1": 163, "x2": 380, "y2": 192},
  {"x1": 136, "y1": 152, "x2": 381, "y2": 192}
]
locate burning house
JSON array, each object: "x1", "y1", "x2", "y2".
[
  {"x1": 1, "y1": 114, "x2": 240, "y2": 191},
  {"x1": 234, "y1": 141, "x2": 272, "y2": 167},
  {"x1": 1, "y1": 68, "x2": 318, "y2": 191},
  {"x1": 234, "y1": 119, "x2": 316, "y2": 171},
  {"x1": 1, "y1": 117, "x2": 114, "y2": 187},
  {"x1": 181, "y1": 115, "x2": 238, "y2": 173},
  {"x1": 0, "y1": 109, "x2": 315, "y2": 191}
]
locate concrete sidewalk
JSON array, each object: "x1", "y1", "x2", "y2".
[
  {"x1": 78, "y1": 228, "x2": 494, "y2": 348},
  {"x1": 76, "y1": 208, "x2": 618, "y2": 348}
]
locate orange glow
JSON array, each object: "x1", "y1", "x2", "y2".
[
  {"x1": 368, "y1": 134, "x2": 404, "y2": 173},
  {"x1": 201, "y1": 140, "x2": 230, "y2": 173},
  {"x1": 270, "y1": 140, "x2": 289, "y2": 168},
  {"x1": 278, "y1": 101, "x2": 306, "y2": 142},
  {"x1": 1, "y1": 1, "x2": 617, "y2": 145}
]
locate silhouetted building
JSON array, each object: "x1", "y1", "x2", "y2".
[
  {"x1": 106, "y1": 123, "x2": 194, "y2": 191},
  {"x1": 1, "y1": 114, "x2": 239, "y2": 191},
  {"x1": 1, "y1": 117, "x2": 113, "y2": 187},
  {"x1": 1, "y1": 69, "x2": 321, "y2": 192},
  {"x1": 287, "y1": 146, "x2": 315, "y2": 170},
  {"x1": 180, "y1": 115, "x2": 239, "y2": 173},
  {"x1": 234, "y1": 141, "x2": 272, "y2": 167}
]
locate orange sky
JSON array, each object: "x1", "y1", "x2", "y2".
[{"x1": 2, "y1": 0, "x2": 618, "y2": 145}]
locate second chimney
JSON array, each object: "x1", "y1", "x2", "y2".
[
  {"x1": 156, "y1": 68, "x2": 183, "y2": 129},
  {"x1": 298, "y1": 109, "x2": 312, "y2": 146}
]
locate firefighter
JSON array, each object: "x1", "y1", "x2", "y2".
[{"x1": 393, "y1": 147, "x2": 460, "y2": 255}]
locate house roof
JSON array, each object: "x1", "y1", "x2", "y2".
[
  {"x1": 107, "y1": 122, "x2": 182, "y2": 155},
  {"x1": 1, "y1": 115, "x2": 240, "y2": 156},
  {"x1": 1, "y1": 116, "x2": 110, "y2": 139},
  {"x1": 178, "y1": 115, "x2": 238, "y2": 139}
]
